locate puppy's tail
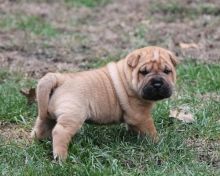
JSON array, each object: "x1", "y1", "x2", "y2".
[{"x1": 36, "y1": 73, "x2": 62, "y2": 120}]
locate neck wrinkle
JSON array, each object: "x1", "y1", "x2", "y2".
[
  {"x1": 116, "y1": 60, "x2": 135, "y2": 98},
  {"x1": 107, "y1": 61, "x2": 133, "y2": 115}
]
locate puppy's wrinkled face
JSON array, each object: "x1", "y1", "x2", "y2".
[{"x1": 126, "y1": 46, "x2": 178, "y2": 101}]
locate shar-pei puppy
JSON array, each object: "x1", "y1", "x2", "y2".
[{"x1": 31, "y1": 46, "x2": 178, "y2": 161}]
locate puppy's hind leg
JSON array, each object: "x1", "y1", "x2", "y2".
[
  {"x1": 31, "y1": 116, "x2": 56, "y2": 140},
  {"x1": 31, "y1": 73, "x2": 60, "y2": 140},
  {"x1": 52, "y1": 112, "x2": 85, "y2": 162}
]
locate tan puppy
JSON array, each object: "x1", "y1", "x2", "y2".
[{"x1": 31, "y1": 46, "x2": 178, "y2": 161}]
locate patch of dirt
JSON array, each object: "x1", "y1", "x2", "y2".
[
  {"x1": 0, "y1": 0, "x2": 220, "y2": 78},
  {"x1": 146, "y1": 19, "x2": 220, "y2": 63},
  {"x1": 0, "y1": 50, "x2": 80, "y2": 78},
  {"x1": 0, "y1": 122, "x2": 31, "y2": 143},
  {"x1": 186, "y1": 138, "x2": 220, "y2": 168},
  {"x1": 197, "y1": 92, "x2": 220, "y2": 102}
]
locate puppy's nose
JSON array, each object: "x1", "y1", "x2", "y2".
[{"x1": 152, "y1": 77, "x2": 163, "y2": 89}]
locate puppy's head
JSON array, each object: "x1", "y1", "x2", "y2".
[{"x1": 125, "y1": 46, "x2": 178, "y2": 101}]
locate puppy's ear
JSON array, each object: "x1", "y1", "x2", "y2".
[
  {"x1": 168, "y1": 51, "x2": 179, "y2": 67},
  {"x1": 127, "y1": 53, "x2": 141, "y2": 68}
]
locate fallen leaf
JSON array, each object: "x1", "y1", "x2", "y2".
[
  {"x1": 20, "y1": 88, "x2": 36, "y2": 105},
  {"x1": 169, "y1": 108, "x2": 195, "y2": 123},
  {"x1": 179, "y1": 42, "x2": 199, "y2": 49}
]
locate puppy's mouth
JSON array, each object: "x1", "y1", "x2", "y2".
[{"x1": 141, "y1": 77, "x2": 172, "y2": 101}]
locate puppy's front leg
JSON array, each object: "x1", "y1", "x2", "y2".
[{"x1": 128, "y1": 115, "x2": 158, "y2": 142}]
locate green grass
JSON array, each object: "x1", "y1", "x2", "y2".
[
  {"x1": 65, "y1": 0, "x2": 110, "y2": 7},
  {"x1": 0, "y1": 70, "x2": 36, "y2": 124},
  {"x1": 0, "y1": 15, "x2": 59, "y2": 37},
  {"x1": 0, "y1": 61, "x2": 220, "y2": 175}
]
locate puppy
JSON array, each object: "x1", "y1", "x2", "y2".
[{"x1": 31, "y1": 46, "x2": 178, "y2": 161}]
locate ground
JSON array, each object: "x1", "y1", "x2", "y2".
[{"x1": 0, "y1": 0, "x2": 219, "y2": 175}]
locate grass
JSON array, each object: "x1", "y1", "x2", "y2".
[
  {"x1": 65, "y1": 0, "x2": 110, "y2": 7},
  {"x1": 0, "y1": 70, "x2": 36, "y2": 124},
  {"x1": 0, "y1": 61, "x2": 220, "y2": 175},
  {"x1": 0, "y1": 15, "x2": 59, "y2": 37}
]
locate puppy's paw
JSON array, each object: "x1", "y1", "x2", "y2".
[
  {"x1": 151, "y1": 135, "x2": 159, "y2": 144},
  {"x1": 147, "y1": 131, "x2": 159, "y2": 143},
  {"x1": 30, "y1": 128, "x2": 43, "y2": 140},
  {"x1": 30, "y1": 129, "x2": 37, "y2": 139},
  {"x1": 53, "y1": 148, "x2": 68, "y2": 163}
]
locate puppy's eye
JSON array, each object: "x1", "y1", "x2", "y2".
[
  {"x1": 139, "y1": 69, "x2": 150, "y2": 75},
  {"x1": 164, "y1": 69, "x2": 172, "y2": 74}
]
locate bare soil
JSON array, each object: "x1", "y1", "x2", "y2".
[
  {"x1": 0, "y1": 0, "x2": 220, "y2": 78},
  {"x1": 186, "y1": 138, "x2": 220, "y2": 168},
  {"x1": 0, "y1": 122, "x2": 31, "y2": 143}
]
